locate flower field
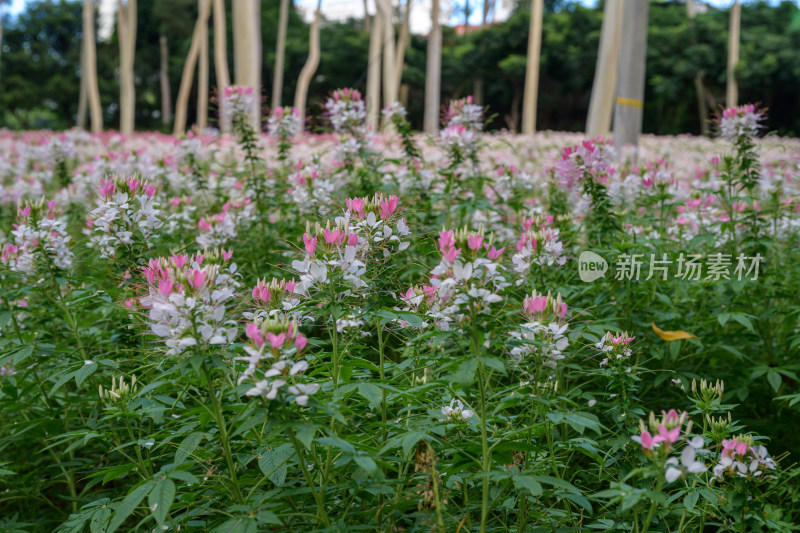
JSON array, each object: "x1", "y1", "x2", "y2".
[{"x1": 2, "y1": 96, "x2": 800, "y2": 532}]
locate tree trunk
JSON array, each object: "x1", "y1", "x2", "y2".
[
  {"x1": 272, "y1": 0, "x2": 290, "y2": 108},
  {"x1": 160, "y1": 35, "x2": 172, "y2": 126},
  {"x1": 84, "y1": 0, "x2": 103, "y2": 133},
  {"x1": 695, "y1": 72, "x2": 709, "y2": 136},
  {"x1": 726, "y1": 0, "x2": 740, "y2": 108},
  {"x1": 504, "y1": 84, "x2": 521, "y2": 132},
  {"x1": 117, "y1": 0, "x2": 137, "y2": 135},
  {"x1": 482, "y1": 0, "x2": 494, "y2": 26},
  {"x1": 393, "y1": 0, "x2": 411, "y2": 99},
  {"x1": 521, "y1": 0, "x2": 543, "y2": 134},
  {"x1": 293, "y1": 1, "x2": 321, "y2": 133},
  {"x1": 686, "y1": 0, "x2": 708, "y2": 136},
  {"x1": 363, "y1": 0, "x2": 370, "y2": 31},
  {"x1": 233, "y1": 0, "x2": 261, "y2": 130},
  {"x1": 380, "y1": 0, "x2": 397, "y2": 107},
  {"x1": 212, "y1": 0, "x2": 230, "y2": 131},
  {"x1": 366, "y1": 10, "x2": 383, "y2": 129},
  {"x1": 77, "y1": 43, "x2": 88, "y2": 129},
  {"x1": 174, "y1": 0, "x2": 212, "y2": 134},
  {"x1": 613, "y1": 0, "x2": 649, "y2": 153},
  {"x1": 423, "y1": 0, "x2": 441, "y2": 133},
  {"x1": 198, "y1": 5, "x2": 209, "y2": 130},
  {"x1": 586, "y1": 0, "x2": 622, "y2": 137}
]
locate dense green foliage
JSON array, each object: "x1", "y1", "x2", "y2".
[
  {"x1": 2, "y1": 0, "x2": 800, "y2": 135},
  {"x1": 0, "y1": 97, "x2": 799, "y2": 530}
]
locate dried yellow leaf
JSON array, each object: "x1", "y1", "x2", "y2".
[{"x1": 651, "y1": 322, "x2": 698, "y2": 341}]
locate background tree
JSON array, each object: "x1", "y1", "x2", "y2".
[
  {"x1": 423, "y1": 0, "x2": 441, "y2": 133},
  {"x1": 2, "y1": 0, "x2": 800, "y2": 136},
  {"x1": 294, "y1": 0, "x2": 320, "y2": 130},
  {"x1": 83, "y1": 0, "x2": 103, "y2": 132},
  {"x1": 117, "y1": 0, "x2": 137, "y2": 134},
  {"x1": 272, "y1": 0, "x2": 290, "y2": 108}
]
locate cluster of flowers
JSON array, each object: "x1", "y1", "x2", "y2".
[
  {"x1": 1, "y1": 200, "x2": 74, "y2": 276},
  {"x1": 137, "y1": 250, "x2": 239, "y2": 356},
  {"x1": 247, "y1": 277, "x2": 303, "y2": 323},
  {"x1": 86, "y1": 175, "x2": 162, "y2": 259},
  {"x1": 287, "y1": 160, "x2": 335, "y2": 215},
  {"x1": 442, "y1": 398, "x2": 474, "y2": 423},
  {"x1": 712, "y1": 435, "x2": 777, "y2": 481},
  {"x1": 267, "y1": 106, "x2": 302, "y2": 139},
  {"x1": 718, "y1": 104, "x2": 764, "y2": 141},
  {"x1": 595, "y1": 331, "x2": 636, "y2": 367},
  {"x1": 554, "y1": 138, "x2": 615, "y2": 190},
  {"x1": 490, "y1": 165, "x2": 537, "y2": 202},
  {"x1": 165, "y1": 195, "x2": 196, "y2": 234},
  {"x1": 196, "y1": 199, "x2": 256, "y2": 249},
  {"x1": 340, "y1": 194, "x2": 410, "y2": 258},
  {"x1": 221, "y1": 86, "x2": 258, "y2": 130},
  {"x1": 396, "y1": 226, "x2": 508, "y2": 331},
  {"x1": 510, "y1": 215, "x2": 566, "y2": 280},
  {"x1": 509, "y1": 290, "x2": 569, "y2": 370},
  {"x1": 440, "y1": 96, "x2": 484, "y2": 161},
  {"x1": 324, "y1": 88, "x2": 369, "y2": 162},
  {"x1": 238, "y1": 316, "x2": 317, "y2": 406},
  {"x1": 291, "y1": 194, "x2": 409, "y2": 299},
  {"x1": 636, "y1": 410, "x2": 708, "y2": 483},
  {"x1": 381, "y1": 102, "x2": 407, "y2": 123}
]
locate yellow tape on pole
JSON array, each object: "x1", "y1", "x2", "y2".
[{"x1": 615, "y1": 97, "x2": 644, "y2": 109}]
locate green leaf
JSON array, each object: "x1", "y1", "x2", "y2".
[
  {"x1": 684, "y1": 491, "x2": 699, "y2": 513},
  {"x1": 456, "y1": 358, "x2": 478, "y2": 388},
  {"x1": 480, "y1": 356, "x2": 507, "y2": 375},
  {"x1": 295, "y1": 424, "x2": 316, "y2": 450},
  {"x1": 767, "y1": 371, "x2": 782, "y2": 393},
  {"x1": 107, "y1": 481, "x2": 155, "y2": 533},
  {"x1": 213, "y1": 517, "x2": 258, "y2": 533},
  {"x1": 167, "y1": 470, "x2": 199, "y2": 484},
  {"x1": 401, "y1": 430, "x2": 428, "y2": 458},
  {"x1": 514, "y1": 475, "x2": 543, "y2": 496},
  {"x1": 148, "y1": 478, "x2": 175, "y2": 525},
  {"x1": 357, "y1": 383, "x2": 383, "y2": 410},
  {"x1": 175, "y1": 433, "x2": 204, "y2": 464},
  {"x1": 258, "y1": 444, "x2": 292, "y2": 486},
  {"x1": 354, "y1": 454, "x2": 378, "y2": 474},
  {"x1": 75, "y1": 361, "x2": 97, "y2": 387},
  {"x1": 317, "y1": 436, "x2": 356, "y2": 455},
  {"x1": 89, "y1": 507, "x2": 111, "y2": 533},
  {"x1": 731, "y1": 313, "x2": 755, "y2": 333}
]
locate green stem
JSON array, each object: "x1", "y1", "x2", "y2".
[
  {"x1": 123, "y1": 415, "x2": 151, "y2": 478},
  {"x1": 641, "y1": 474, "x2": 664, "y2": 533},
  {"x1": 201, "y1": 365, "x2": 244, "y2": 505},
  {"x1": 431, "y1": 461, "x2": 446, "y2": 532},
  {"x1": 286, "y1": 420, "x2": 331, "y2": 527},
  {"x1": 477, "y1": 362, "x2": 491, "y2": 533},
  {"x1": 470, "y1": 308, "x2": 491, "y2": 533}
]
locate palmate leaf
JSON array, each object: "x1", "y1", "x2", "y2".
[
  {"x1": 258, "y1": 443, "x2": 293, "y2": 486},
  {"x1": 148, "y1": 478, "x2": 176, "y2": 525},
  {"x1": 107, "y1": 481, "x2": 155, "y2": 533}
]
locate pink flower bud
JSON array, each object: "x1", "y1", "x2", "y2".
[{"x1": 303, "y1": 233, "x2": 317, "y2": 255}]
